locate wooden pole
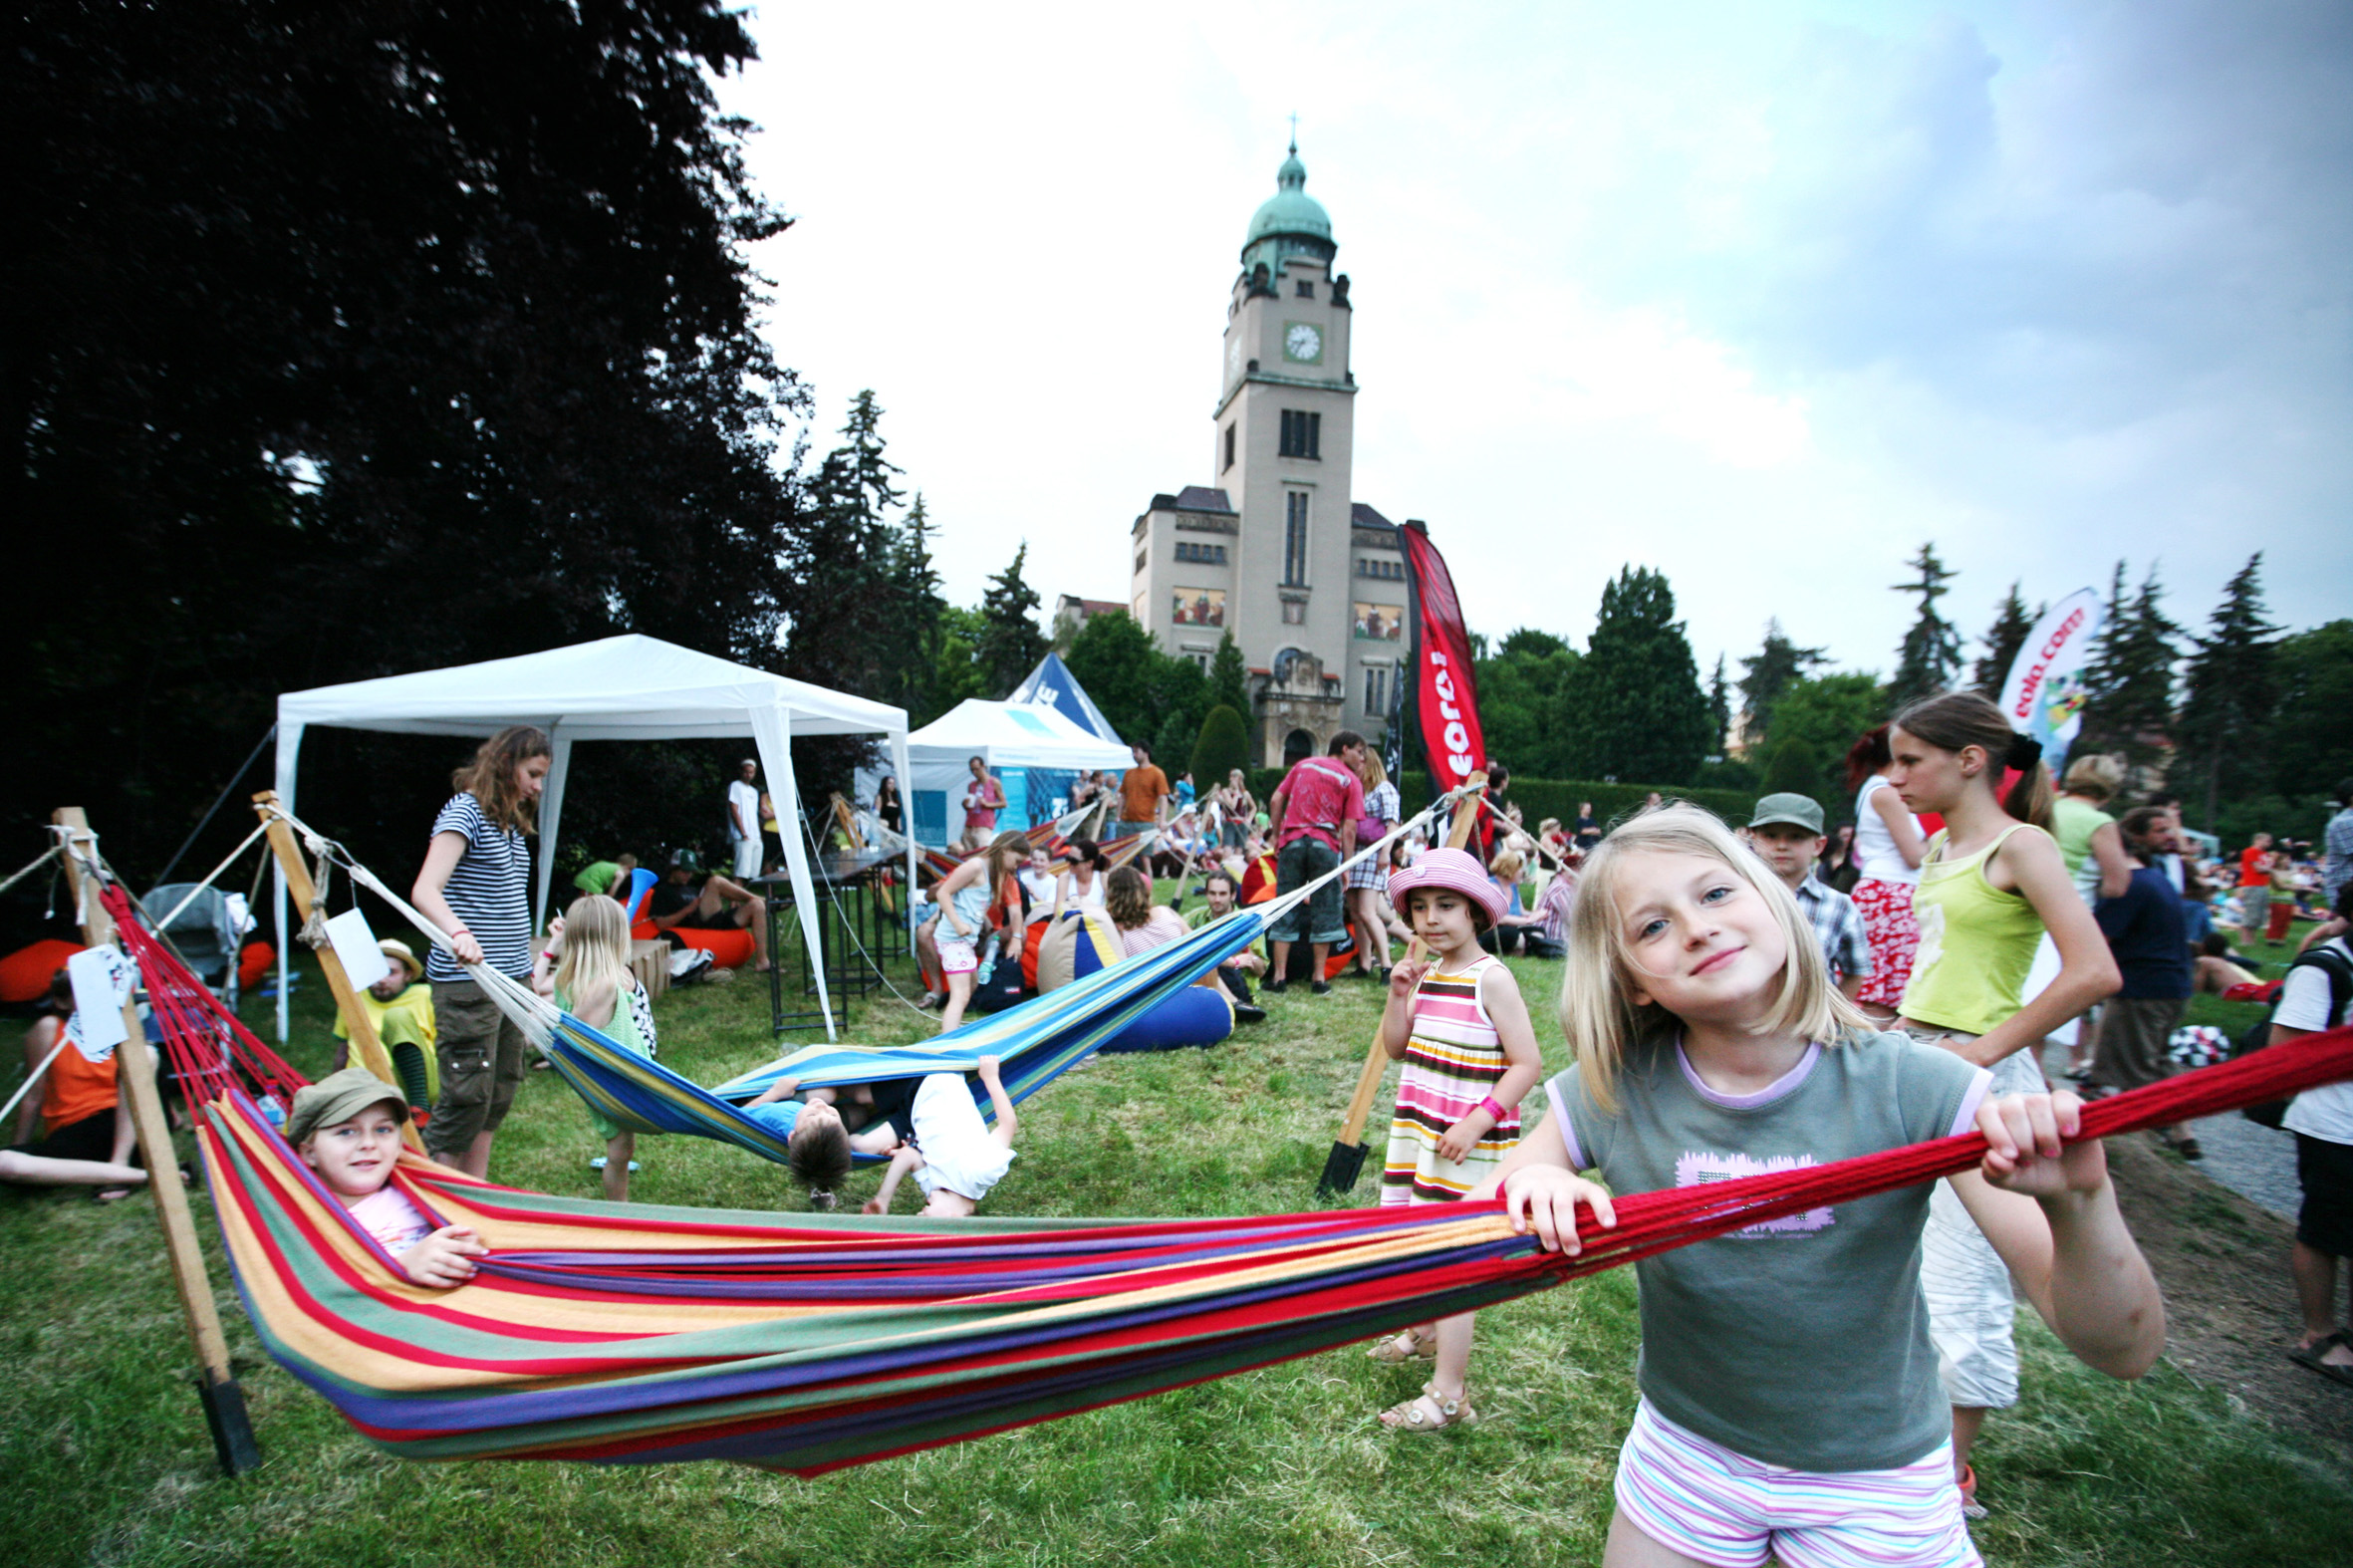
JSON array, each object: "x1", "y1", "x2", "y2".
[
  {"x1": 54, "y1": 807, "x2": 261, "y2": 1475},
  {"x1": 251, "y1": 792, "x2": 423, "y2": 1155},
  {"x1": 1317, "y1": 777, "x2": 1487, "y2": 1196}
]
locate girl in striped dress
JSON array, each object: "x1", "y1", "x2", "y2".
[{"x1": 1367, "y1": 848, "x2": 1542, "y2": 1424}]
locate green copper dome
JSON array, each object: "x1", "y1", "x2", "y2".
[{"x1": 1242, "y1": 142, "x2": 1335, "y2": 266}]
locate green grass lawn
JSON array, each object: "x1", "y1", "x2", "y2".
[{"x1": 3, "y1": 911, "x2": 2350, "y2": 1567}]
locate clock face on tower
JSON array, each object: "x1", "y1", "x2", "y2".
[
  {"x1": 1283, "y1": 321, "x2": 1324, "y2": 365},
  {"x1": 1227, "y1": 338, "x2": 1241, "y2": 379}
]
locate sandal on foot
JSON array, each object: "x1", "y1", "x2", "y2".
[
  {"x1": 1367, "y1": 1328, "x2": 1437, "y2": 1364},
  {"x1": 1381, "y1": 1382, "x2": 1474, "y2": 1433},
  {"x1": 2287, "y1": 1331, "x2": 2353, "y2": 1388}
]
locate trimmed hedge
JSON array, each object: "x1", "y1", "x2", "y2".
[{"x1": 1242, "y1": 767, "x2": 1761, "y2": 832}]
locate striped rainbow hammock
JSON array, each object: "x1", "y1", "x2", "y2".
[{"x1": 116, "y1": 884, "x2": 2353, "y2": 1474}]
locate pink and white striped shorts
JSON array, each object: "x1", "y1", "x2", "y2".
[{"x1": 1613, "y1": 1401, "x2": 1980, "y2": 1568}]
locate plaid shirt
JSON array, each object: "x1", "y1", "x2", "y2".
[{"x1": 1793, "y1": 872, "x2": 1872, "y2": 983}]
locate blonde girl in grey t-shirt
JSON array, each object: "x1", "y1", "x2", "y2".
[{"x1": 1433, "y1": 805, "x2": 2163, "y2": 1568}]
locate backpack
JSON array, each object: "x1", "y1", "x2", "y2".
[{"x1": 2236, "y1": 944, "x2": 2353, "y2": 1129}]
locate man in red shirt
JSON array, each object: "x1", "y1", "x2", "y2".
[
  {"x1": 1265, "y1": 731, "x2": 1368, "y2": 994},
  {"x1": 2238, "y1": 832, "x2": 2276, "y2": 936}
]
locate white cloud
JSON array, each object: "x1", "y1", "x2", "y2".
[{"x1": 715, "y1": 0, "x2": 2353, "y2": 683}]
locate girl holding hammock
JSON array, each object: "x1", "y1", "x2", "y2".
[{"x1": 1409, "y1": 804, "x2": 2161, "y2": 1568}]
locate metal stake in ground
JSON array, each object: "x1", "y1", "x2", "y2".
[
  {"x1": 1317, "y1": 775, "x2": 1488, "y2": 1196},
  {"x1": 54, "y1": 806, "x2": 261, "y2": 1476}
]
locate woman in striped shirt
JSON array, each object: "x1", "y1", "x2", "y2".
[{"x1": 411, "y1": 725, "x2": 551, "y2": 1178}]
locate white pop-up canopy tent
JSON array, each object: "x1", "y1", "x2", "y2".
[
  {"x1": 856, "y1": 698, "x2": 1132, "y2": 849},
  {"x1": 274, "y1": 635, "x2": 914, "y2": 1041}
]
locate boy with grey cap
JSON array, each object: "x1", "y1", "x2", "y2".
[
  {"x1": 287, "y1": 1068, "x2": 485, "y2": 1287},
  {"x1": 1743, "y1": 792, "x2": 1872, "y2": 1001}
]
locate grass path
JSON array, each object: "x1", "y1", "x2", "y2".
[{"x1": 3, "y1": 924, "x2": 2349, "y2": 1566}]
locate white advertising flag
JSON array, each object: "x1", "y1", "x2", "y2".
[{"x1": 1996, "y1": 587, "x2": 2105, "y2": 773}]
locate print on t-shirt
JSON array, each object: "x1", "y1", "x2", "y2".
[{"x1": 1675, "y1": 1149, "x2": 1832, "y2": 1235}]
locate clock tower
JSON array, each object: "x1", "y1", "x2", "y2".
[{"x1": 1129, "y1": 140, "x2": 1405, "y2": 766}]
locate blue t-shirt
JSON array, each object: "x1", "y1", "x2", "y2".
[
  {"x1": 740, "y1": 1099, "x2": 800, "y2": 1138},
  {"x1": 2095, "y1": 866, "x2": 2193, "y2": 999}
]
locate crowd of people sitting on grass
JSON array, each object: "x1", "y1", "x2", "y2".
[{"x1": 9, "y1": 712, "x2": 2352, "y2": 1566}]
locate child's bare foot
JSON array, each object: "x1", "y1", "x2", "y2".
[{"x1": 1380, "y1": 1381, "x2": 1474, "y2": 1432}]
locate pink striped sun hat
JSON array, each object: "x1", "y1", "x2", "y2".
[{"x1": 1387, "y1": 847, "x2": 1505, "y2": 928}]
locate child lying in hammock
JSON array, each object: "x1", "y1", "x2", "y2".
[
  {"x1": 288, "y1": 1068, "x2": 486, "y2": 1287},
  {"x1": 739, "y1": 1056, "x2": 1017, "y2": 1215}
]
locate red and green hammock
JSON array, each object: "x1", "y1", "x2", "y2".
[{"x1": 116, "y1": 884, "x2": 2353, "y2": 1475}]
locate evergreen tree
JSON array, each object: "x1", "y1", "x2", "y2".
[
  {"x1": 883, "y1": 493, "x2": 953, "y2": 723},
  {"x1": 1206, "y1": 632, "x2": 1252, "y2": 724},
  {"x1": 784, "y1": 392, "x2": 908, "y2": 700},
  {"x1": 1887, "y1": 543, "x2": 1963, "y2": 708},
  {"x1": 973, "y1": 543, "x2": 1048, "y2": 696},
  {"x1": 2173, "y1": 554, "x2": 2281, "y2": 829},
  {"x1": 1736, "y1": 619, "x2": 1827, "y2": 746},
  {"x1": 1559, "y1": 567, "x2": 1713, "y2": 784},
  {"x1": 2077, "y1": 564, "x2": 2180, "y2": 774},
  {"x1": 1707, "y1": 654, "x2": 1732, "y2": 754},
  {"x1": 1970, "y1": 581, "x2": 2037, "y2": 698},
  {"x1": 1190, "y1": 705, "x2": 1251, "y2": 792}
]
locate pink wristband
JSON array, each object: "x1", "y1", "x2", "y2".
[{"x1": 1477, "y1": 1096, "x2": 1507, "y2": 1123}]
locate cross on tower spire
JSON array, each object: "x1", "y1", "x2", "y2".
[{"x1": 1288, "y1": 112, "x2": 1298, "y2": 152}]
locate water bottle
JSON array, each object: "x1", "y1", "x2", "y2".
[
  {"x1": 974, "y1": 955, "x2": 995, "y2": 986},
  {"x1": 257, "y1": 1093, "x2": 287, "y2": 1128}
]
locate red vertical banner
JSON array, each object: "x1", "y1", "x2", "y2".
[{"x1": 1399, "y1": 521, "x2": 1485, "y2": 793}]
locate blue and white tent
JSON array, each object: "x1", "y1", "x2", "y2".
[{"x1": 1008, "y1": 653, "x2": 1123, "y2": 746}]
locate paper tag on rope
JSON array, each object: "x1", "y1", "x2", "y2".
[
  {"x1": 324, "y1": 908, "x2": 392, "y2": 991},
  {"x1": 65, "y1": 945, "x2": 134, "y2": 1058}
]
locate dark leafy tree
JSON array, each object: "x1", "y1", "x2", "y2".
[
  {"x1": 1759, "y1": 673, "x2": 1887, "y2": 811},
  {"x1": 1206, "y1": 633, "x2": 1252, "y2": 724},
  {"x1": 2268, "y1": 621, "x2": 2353, "y2": 799},
  {"x1": 1061, "y1": 611, "x2": 1205, "y2": 751},
  {"x1": 2078, "y1": 564, "x2": 2180, "y2": 776},
  {"x1": 1888, "y1": 543, "x2": 1963, "y2": 707},
  {"x1": 974, "y1": 545, "x2": 1049, "y2": 697},
  {"x1": 9, "y1": 0, "x2": 813, "y2": 895},
  {"x1": 1558, "y1": 568, "x2": 1713, "y2": 784},
  {"x1": 1970, "y1": 582, "x2": 2037, "y2": 698},
  {"x1": 1706, "y1": 655, "x2": 1732, "y2": 754},
  {"x1": 1475, "y1": 629, "x2": 1581, "y2": 778},
  {"x1": 2173, "y1": 554, "x2": 2281, "y2": 830},
  {"x1": 1737, "y1": 620, "x2": 1828, "y2": 746},
  {"x1": 1759, "y1": 737, "x2": 1822, "y2": 798},
  {"x1": 1190, "y1": 706, "x2": 1251, "y2": 793}
]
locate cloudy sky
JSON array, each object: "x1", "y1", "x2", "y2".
[{"x1": 715, "y1": 1, "x2": 2351, "y2": 680}]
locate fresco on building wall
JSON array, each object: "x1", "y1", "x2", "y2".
[
  {"x1": 1174, "y1": 587, "x2": 1226, "y2": 628},
  {"x1": 1354, "y1": 602, "x2": 1404, "y2": 641}
]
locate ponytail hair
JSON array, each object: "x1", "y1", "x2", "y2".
[
  {"x1": 1889, "y1": 691, "x2": 2053, "y2": 831},
  {"x1": 1843, "y1": 725, "x2": 1893, "y2": 795}
]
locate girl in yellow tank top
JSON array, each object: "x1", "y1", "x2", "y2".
[
  {"x1": 1884, "y1": 691, "x2": 2123, "y2": 1502},
  {"x1": 1885, "y1": 695, "x2": 2119, "y2": 1064}
]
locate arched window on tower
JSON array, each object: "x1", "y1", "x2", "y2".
[{"x1": 1283, "y1": 728, "x2": 1314, "y2": 767}]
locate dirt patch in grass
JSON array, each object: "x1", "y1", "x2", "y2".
[{"x1": 2106, "y1": 1131, "x2": 2353, "y2": 1459}]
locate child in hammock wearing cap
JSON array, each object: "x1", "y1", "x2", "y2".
[
  {"x1": 286, "y1": 1067, "x2": 486, "y2": 1287},
  {"x1": 740, "y1": 1055, "x2": 1017, "y2": 1216}
]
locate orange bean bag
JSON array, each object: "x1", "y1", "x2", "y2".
[
  {"x1": 670, "y1": 925, "x2": 756, "y2": 968},
  {"x1": 238, "y1": 940, "x2": 275, "y2": 991},
  {"x1": 0, "y1": 938, "x2": 83, "y2": 1004}
]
